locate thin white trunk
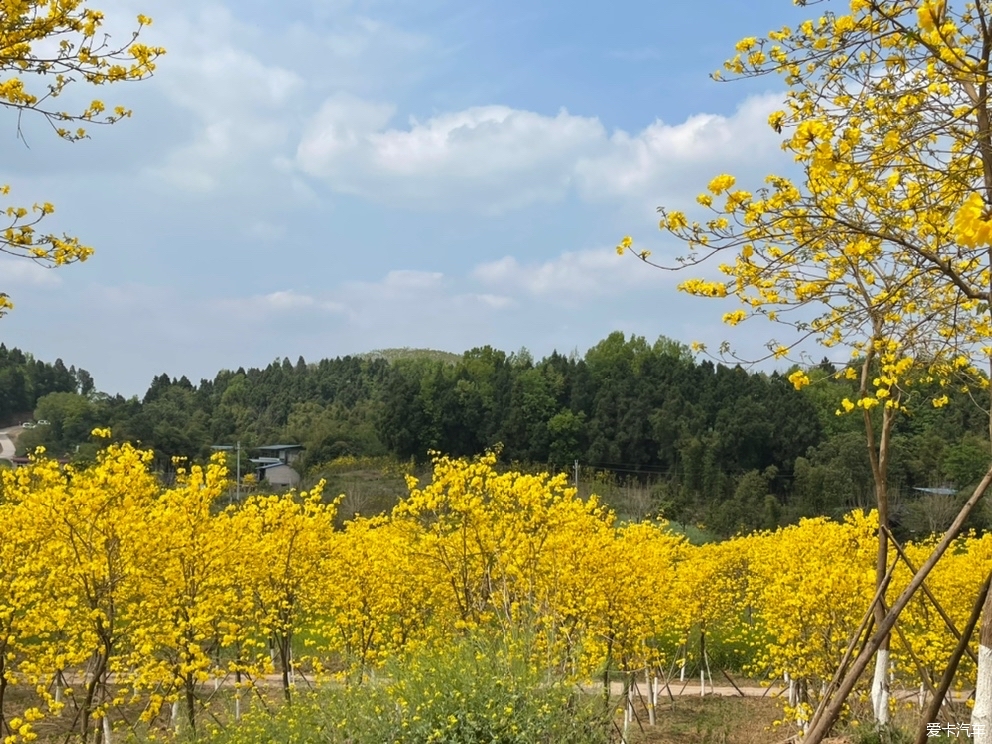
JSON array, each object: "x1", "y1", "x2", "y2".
[
  {"x1": 870, "y1": 648, "x2": 890, "y2": 725},
  {"x1": 703, "y1": 648, "x2": 714, "y2": 693},
  {"x1": 973, "y1": 644, "x2": 992, "y2": 744},
  {"x1": 648, "y1": 673, "x2": 656, "y2": 726},
  {"x1": 699, "y1": 667, "x2": 705, "y2": 697},
  {"x1": 171, "y1": 700, "x2": 181, "y2": 733},
  {"x1": 235, "y1": 691, "x2": 241, "y2": 722},
  {"x1": 918, "y1": 682, "x2": 925, "y2": 711},
  {"x1": 620, "y1": 675, "x2": 631, "y2": 744},
  {"x1": 102, "y1": 714, "x2": 113, "y2": 744},
  {"x1": 627, "y1": 676, "x2": 634, "y2": 723},
  {"x1": 798, "y1": 702, "x2": 810, "y2": 737}
]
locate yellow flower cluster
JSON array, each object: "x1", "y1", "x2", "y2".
[
  {"x1": 0, "y1": 4, "x2": 165, "y2": 313},
  {"x1": 707, "y1": 174, "x2": 736, "y2": 195},
  {"x1": 787, "y1": 369, "x2": 810, "y2": 390},
  {"x1": 953, "y1": 192, "x2": 992, "y2": 249}
]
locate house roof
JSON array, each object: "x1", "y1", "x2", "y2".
[
  {"x1": 256, "y1": 462, "x2": 297, "y2": 471},
  {"x1": 912, "y1": 487, "x2": 958, "y2": 495},
  {"x1": 249, "y1": 457, "x2": 282, "y2": 465},
  {"x1": 255, "y1": 444, "x2": 304, "y2": 452}
]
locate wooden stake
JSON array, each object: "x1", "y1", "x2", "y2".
[
  {"x1": 885, "y1": 525, "x2": 979, "y2": 665},
  {"x1": 914, "y1": 573, "x2": 991, "y2": 744},
  {"x1": 804, "y1": 465, "x2": 992, "y2": 743}
]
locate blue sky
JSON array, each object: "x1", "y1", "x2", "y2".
[{"x1": 0, "y1": 0, "x2": 815, "y2": 396}]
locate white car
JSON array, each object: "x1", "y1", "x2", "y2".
[
  {"x1": 37, "y1": 420, "x2": 50, "y2": 425},
  {"x1": 21, "y1": 421, "x2": 35, "y2": 429}
]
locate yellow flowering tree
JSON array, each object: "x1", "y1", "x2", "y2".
[
  {"x1": 618, "y1": 0, "x2": 992, "y2": 736},
  {"x1": 226, "y1": 485, "x2": 335, "y2": 703},
  {"x1": 890, "y1": 533, "x2": 992, "y2": 699},
  {"x1": 747, "y1": 513, "x2": 878, "y2": 731},
  {"x1": 0, "y1": 2, "x2": 165, "y2": 315},
  {"x1": 6, "y1": 441, "x2": 162, "y2": 743},
  {"x1": 0, "y1": 456, "x2": 64, "y2": 742},
  {"x1": 322, "y1": 516, "x2": 445, "y2": 680},
  {"x1": 392, "y1": 451, "x2": 619, "y2": 677},
  {"x1": 649, "y1": 169, "x2": 963, "y2": 724},
  {"x1": 668, "y1": 538, "x2": 755, "y2": 690},
  {"x1": 577, "y1": 520, "x2": 684, "y2": 718},
  {"x1": 132, "y1": 455, "x2": 241, "y2": 737}
]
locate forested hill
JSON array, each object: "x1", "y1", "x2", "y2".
[
  {"x1": 0, "y1": 344, "x2": 94, "y2": 424},
  {"x1": 10, "y1": 332, "x2": 992, "y2": 535}
]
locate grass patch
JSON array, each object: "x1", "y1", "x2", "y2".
[{"x1": 627, "y1": 696, "x2": 782, "y2": 743}]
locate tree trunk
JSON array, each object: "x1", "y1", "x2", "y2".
[
  {"x1": 973, "y1": 588, "x2": 992, "y2": 744},
  {"x1": 0, "y1": 653, "x2": 7, "y2": 739},
  {"x1": 185, "y1": 674, "x2": 197, "y2": 739},
  {"x1": 865, "y1": 380, "x2": 894, "y2": 727},
  {"x1": 278, "y1": 633, "x2": 293, "y2": 704},
  {"x1": 870, "y1": 646, "x2": 890, "y2": 726}
]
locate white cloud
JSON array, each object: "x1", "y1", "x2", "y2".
[
  {"x1": 147, "y1": 5, "x2": 305, "y2": 192},
  {"x1": 219, "y1": 290, "x2": 345, "y2": 315},
  {"x1": 472, "y1": 248, "x2": 674, "y2": 300},
  {"x1": 0, "y1": 258, "x2": 63, "y2": 288},
  {"x1": 575, "y1": 93, "x2": 785, "y2": 203},
  {"x1": 297, "y1": 101, "x2": 607, "y2": 211},
  {"x1": 475, "y1": 293, "x2": 515, "y2": 309},
  {"x1": 374, "y1": 269, "x2": 443, "y2": 290},
  {"x1": 296, "y1": 93, "x2": 787, "y2": 212}
]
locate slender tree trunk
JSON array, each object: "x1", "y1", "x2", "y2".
[
  {"x1": 647, "y1": 671, "x2": 656, "y2": 726},
  {"x1": 81, "y1": 651, "x2": 109, "y2": 744},
  {"x1": 185, "y1": 673, "x2": 197, "y2": 739},
  {"x1": 102, "y1": 712, "x2": 113, "y2": 744},
  {"x1": 0, "y1": 652, "x2": 7, "y2": 739},
  {"x1": 863, "y1": 364, "x2": 893, "y2": 727},
  {"x1": 699, "y1": 630, "x2": 706, "y2": 697},
  {"x1": 980, "y1": 351, "x2": 992, "y2": 744},
  {"x1": 602, "y1": 640, "x2": 613, "y2": 715},
  {"x1": 235, "y1": 665, "x2": 242, "y2": 722},
  {"x1": 278, "y1": 633, "x2": 293, "y2": 704},
  {"x1": 870, "y1": 508, "x2": 891, "y2": 726}
]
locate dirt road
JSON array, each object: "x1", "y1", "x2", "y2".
[{"x1": 0, "y1": 426, "x2": 17, "y2": 462}]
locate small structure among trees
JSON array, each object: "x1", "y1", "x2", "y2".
[{"x1": 250, "y1": 444, "x2": 303, "y2": 487}]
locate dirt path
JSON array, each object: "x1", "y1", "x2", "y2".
[
  {"x1": 599, "y1": 679, "x2": 785, "y2": 698},
  {"x1": 0, "y1": 426, "x2": 18, "y2": 462}
]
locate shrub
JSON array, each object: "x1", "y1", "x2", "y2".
[{"x1": 189, "y1": 635, "x2": 610, "y2": 744}]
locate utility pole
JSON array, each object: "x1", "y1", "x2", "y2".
[
  {"x1": 211, "y1": 442, "x2": 242, "y2": 505},
  {"x1": 236, "y1": 440, "x2": 241, "y2": 503}
]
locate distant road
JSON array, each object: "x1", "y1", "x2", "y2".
[{"x1": 0, "y1": 427, "x2": 18, "y2": 462}]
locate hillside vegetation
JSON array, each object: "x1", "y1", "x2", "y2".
[{"x1": 11, "y1": 331, "x2": 990, "y2": 537}]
